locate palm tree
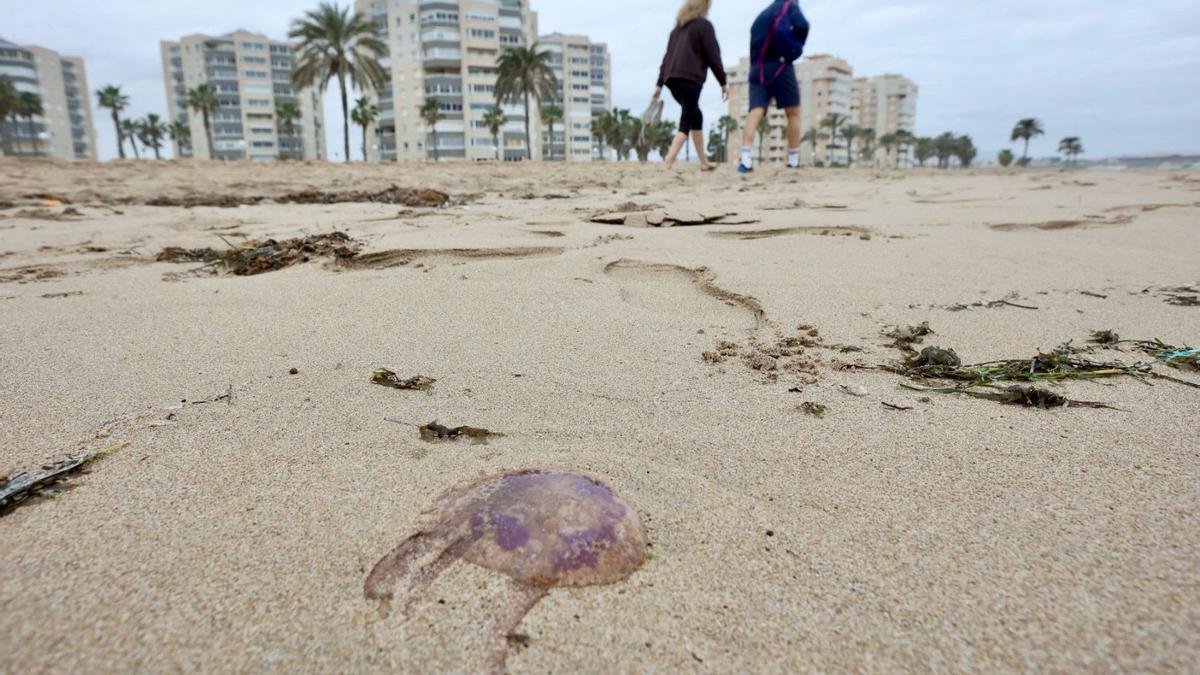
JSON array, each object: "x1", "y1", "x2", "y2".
[
  {"x1": 419, "y1": 97, "x2": 443, "y2": 160},
  {"x1": 96, "y1": 85, "x2": 130, "y2": 159},
  {"x1": 350, "y1": 96, "x2": 379, "y2": 161},
  {"x1": 800, "y1": 127, "x2": 819, "y2": 166},
  {"x1": 540, "y1": 103, "x2": 563, "y2": 160},
  {"x1": 997, "y1": 149, "x2": 1014, "y2": 167},
  {"x1": 857, "y1": 127, "x2": 875, "y2": 167},
  {"x1": 494, "y1": 44, "x2": 557, "y2": 160},
  {"x1": 630, "y1": 119, "x2": 674, "y2": 162},
  {"x1": 140, "y1": 114, "x2": 167, "y2": 159},
  {"x1": 0, "y1": 77, "x2": 18, "y2": 154},
  {"x1": 1058, "y1": 136, "x2": 1084, "y2": 167},
  {"x1": 717, "y1": 115, "x2": 738, "y2": 163},
  {"x1": 168, "y1": 120, "x2": 191, "y2": 156},
  {"x1": 187, "y1": 84, "x2": 219, "y2": 158},
  {"x1": 755, "y1": 116, "x2": 771, "y2": 163},
  {"x1": 290, "y1": 1, "x2": 388, "y2": 162},
  {"x1": 17, "y1": 92, "x2": 44, "y2": 155},
  {"x1": 954, "y1": 134, "x2": 977, "y2": 168},
  {"x1": 838, "y1": 124, "x2": 860, "y2": 168},
  {"x1": 819, "y1": 112, "x2": 848, "y2": 165},
  {"x1": 894, "y1": 129, "x2": 915, "y2": 168},
  {"x1": 482, "y1": 106, "x2": 506, "y2": 160},
  {"x1": 275, "y1": 101, "x2": 301, "y2": 158},
  {"x1": 878, "y1": 132, "x2": 897, "y2": 168},
  {"x1": 914, "y1": 136, "x2": 935, "y2": 167},
  {"x1": 933, "y1": 132, "x2": 957, "y2": 168},
  {"x1": 1010, "y1": 117, "x2": 1044, "y2": 166},
  {"x1": 120, "y1": 118, "x2": 142, "y2": 159},
  {"x1": 594, "y1": 108, "x2": 632, "y2": 161}
]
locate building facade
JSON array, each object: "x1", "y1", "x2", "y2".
[
  {"x1": 160, "y1": 31, "x2": 325, "y2": 161},
  {"x1": 356, "y1": 0, "x2": 541, "y2": 162},
  {"x1": 727, "y1": 54, "x2": 916, "y2": 167},
  {"x1": 849, "y1": 74, "x2": 917, "y2": 167},
  {"x1": 538, "y1": 33, "x2": 610, "y2": 161},
  {"x1": 0, "y1": 37, "x2": 97, "y2": 160}
]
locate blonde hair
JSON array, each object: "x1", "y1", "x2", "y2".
[{"x1": 676, "y1": 0, "x2": 711, "y2": 25}]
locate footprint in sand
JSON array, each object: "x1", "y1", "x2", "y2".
[{"x1": 602, "y1": 258, "x2": 766, "y2": 329}]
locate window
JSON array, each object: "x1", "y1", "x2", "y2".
[
  {"x1": 571, "y1": 96, "x2": 588, "y2": 104},
  {"x1": 419, "y1": 10, "x2": 458, "y2": 24},
  {"x1": 251, "y1": 126, "x2": 274, "y2": 134},
  {"x1": 243, "y1": 70, "x2": 268, "y2": 78},
  {"x1": 464, "y1": 12, "x2": 494, "y2": 22},
  {"x1": 467, "y1": 66, "x2": 496, "y2": 75},
  {"x1": 467, "y1": 29, "x2": 495, "y2": 39},
  {"x1": 240, "y1": 41, "x2": 265, "y2": 50},
  {"x1": 421, "y1": 29, "x2": 458, "y2": 41},
  {"x1": 242, "y1": 56, "x2": 267, "y2": 64},
  {"x1": 571, "y1": 84, "x2": 588, "y2": 91},
  {"x1": 570, "y1": 70, "x2": 589, "y2": 78},
  {"x1": 247, "y1": 99, "x2": 271, "y2": 107},
  {"x1": 469, "y1": 83, "x2": 493, "y2": 93},
  {"x1": 251, "y1": 140, "x2": 275, "y2": 148}
]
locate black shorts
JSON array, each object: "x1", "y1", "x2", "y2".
[{"x1": 666, "y1": 78, "x2": 703, "y2": 133}]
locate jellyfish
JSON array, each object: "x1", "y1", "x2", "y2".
[{"x1": 364, "y1": 469, "x2": 648, "y2": 673}]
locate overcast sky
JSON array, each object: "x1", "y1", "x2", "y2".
[{"x1": 6, "y1": 0, "x2": 1199, "y2": 161}]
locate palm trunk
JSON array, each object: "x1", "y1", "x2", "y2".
[
  {"x1": 128, "y1": 133, "x2": 140, "y2": 159},
  {"x1": 153, "y1": 143, "x2": 161, "y2": 160},
  {"x1": 493, "y1": 132, "x2": 499, "y2": 160},
  {"x1": 845, "y1": 139, "x2": 853, "y2": 169},
  {"x1": 28, "y1": 115, "x2": 40, "y2": 156},
  {"x1": 112, "y1": 111, "x2": 125, "y2": 159},
  {"x1": 337, "y1": 72, "x2": 349, "y2": 162},
  {"x1": 361, "y1": 123, "x2": 367, "y2": 162},
  {"x1": 1022, "y1": 137, "x2": 1029, "y2": 163},
  {"x1": 522, "y1": 92, "x2": 531, "y2": 160},
  {"x1": 202, "y1": 111, "x2": 213, "y2": 160},
  {"x1": 432, "y1": 125, "x2": 439, "y2": 161}
]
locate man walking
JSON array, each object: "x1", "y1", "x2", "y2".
[{"x1": 737, "y1": 0, "x2": 809, "y2": 173}]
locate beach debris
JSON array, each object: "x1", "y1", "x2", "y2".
[
  {"x1": 745, "y1": 352, "x2": 778, "y2": 371},
  {"x1": 288, "y1": 367, "x2": 299, "y2": 375},
  {"x1": 0, "y1": 207, "x2": 86, "y2": 221},
  {"x1": 884, "y1": 321, "x2": 933, "y2": 356},
  {"x1": 384, "y1": 417, "x2": 502, "y2": 443},
  {"x1": 902, "y1": 383, "x2": 1116, "y2": 410},
  {"x1": 40, "y1": 290, "x2": 83, "y2": 299},
  {"x1": 897, "y1": 340, "x2": 1151, "y2": 384},
  {"x1": 156, "y1": 231, "x2": 361, "y2": 276},
  {"x1": 839, "y1": 383, "x2": 868, "y2": 397},
  {"x1": 915, "y1": 346, "x2": 961, "y2": 367},
  {"x1": 944, "y1": 293, "x2": 1039, "y2": 311},
  {"x1": 701, "y1": 340, "x2": 740, "y2": 364},
  {"x1": 881, "y1": 401, "x2": 913, "y2": 411},
  {"x1": 800, "y1": 401, "x2": 827, "y2": 417},
  {"x1": 144, "y1": 185, "x2": 451, "y2": 208},
  {"x1": 371, "y1": 369, "x2": 436, "y2": 391},
  {"x1": 364, "y1": 470, "x2": 647, "y2": 673},
  {"x1": 1, "y1": 441, "x2": 129, "y2": 515},
  {"x1": 1080, "y1": 291, "x2": 1108, "y2": 299},
  {"x1": 1089, "y1": 329, "x2": 1120, "y2": 346},
  {"x1": 589, "y1": 209, "x2": 757, "y2": 228}
]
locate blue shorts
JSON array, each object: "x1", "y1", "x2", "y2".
[{"x1": 748, "y1": 62, "x2": 800, "y2": 110}]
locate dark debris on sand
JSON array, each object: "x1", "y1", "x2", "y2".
[
  {"x1": 371, "y1": 369, "x2": 436, "y2": 391},
  {"x1": 156, "y1": 231, "x2": 361, "y2": 275},
  {"x1": 144, "y1": 185, "x2": 451, "y2": 209}
]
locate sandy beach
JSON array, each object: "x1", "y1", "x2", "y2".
[{"x1": 1, "y1": 158, "x2": 1198, "y2": 672}]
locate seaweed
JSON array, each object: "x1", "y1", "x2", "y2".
[
  {"x1": 884, "y1": 321, "x2": 933, "y2": 356},
  {"x1": 800, "y1": 401, "x2": 827, "y2": 417},
  {"x1": 902, "y1": 383, "x2": 1116, "y2": 410},
  {"x1": 371, "y1": 369, "x2": 436, "y2": 391},
  {"x1": 1, "y1": 441, "x2": 129, "y2": 515},
  {"x1": 157, "y1": 231, "x2": 360, "y2": 276}
]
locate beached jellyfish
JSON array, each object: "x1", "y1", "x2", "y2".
[{"x1": 364, "y1": 470, "x2": 648, "y2": 673}]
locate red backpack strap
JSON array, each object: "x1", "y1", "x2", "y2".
[{"x1": 758, "y1": 2, "x2": 792, "y2": 85}]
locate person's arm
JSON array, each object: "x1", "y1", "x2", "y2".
[
  {"x1": 656, "y1": 31, "x2": 673, "y2": 90},
  {"x1": 701, "y1": 20, "x2": 727, "y2": 88},
  {"x1": 790, "y1": 2, "x2": 810, "y2": 47}
]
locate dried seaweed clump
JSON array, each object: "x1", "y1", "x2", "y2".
[
  {"x1": 884, "y1": 322, "x2": 933, "y2": 357},
  {"x1": 371, "y1": 369, "x2": 436, "y2": 391},
  {"x1": 902, "y1": 383, "x2": 1115, "y2": 409},
  {"x1": 364, "y1": 470, "x2": 647, "y2": 672},
  {"x1": 1, "y1": 442, "x2": 128, "y2": 515},
  {"x1": 418, "y1": 421, "x2": 502, "y2": 444},
  {"x1": 145, "y1": 185, "x2": 450, "y2": 208},
  {"x1": 157, "y1": 231, "x2": 361, "y2": 275}
]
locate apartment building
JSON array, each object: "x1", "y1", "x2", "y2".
[
  {"x1": 356, "y1": 0, "x2": 541, "y2": 161},
  {"x1": 160, "y1": 31, "x2": 325, "y2": 161},
  {"x1": 538, "y1": 33, "x2": 610, "y2": 161},
  {"x1": 728, "y1": 54, "x2": 920, "y2": 167},
  {"x1": 0, "y1": 37, "x2": 97, "y2": 160},
  {"x1": 850, "y1": 74, "x2": 918, "y2": 166}
]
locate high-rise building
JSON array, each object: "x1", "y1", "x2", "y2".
[
  {"x1": 850, "y1": 74, "x2": 917, "y2": 166},
  {"x1": 356, "y1": 0, "x2": 540, "y2": 162},
  {"x1": 538, "y1": 33, "x2": 610, "y2": 161},
  {"x1": 160, "y1": 31, "x2": 325, "y2": 161},
  {"x1": 727, "y1": 54, "x2": 916, "y2": 167},
  {"x1": 0, "y1": 37, "x2": 97, "y2": 160}
]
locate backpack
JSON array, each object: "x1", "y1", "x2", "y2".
[{"x1": 758, "y1": 1, "x2": 805, "y2": 85}]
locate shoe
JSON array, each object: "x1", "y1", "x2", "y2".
[{"x1": 737, "y1": 163, "x2": 753, "y2": 174}]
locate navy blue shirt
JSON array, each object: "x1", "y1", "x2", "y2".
[{"x1": 749, "y1": 0, "x2": 810, "y2": 65}]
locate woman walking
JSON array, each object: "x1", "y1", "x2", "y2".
[{"x1": 654, "y1": 0, "x2": 728, "y2": 171}]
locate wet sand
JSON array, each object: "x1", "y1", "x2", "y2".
[{"x1": 1, "y1": 158, "x2": 1198, "y2": 672}]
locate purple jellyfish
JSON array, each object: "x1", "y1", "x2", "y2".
[{"x1": 365, "y1": 470, "x2": 648, "y2": 672}]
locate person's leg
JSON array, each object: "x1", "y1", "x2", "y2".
[
  {"x1": 774, "y1": 68, "x2": 803, "y2": 167},
  {"x1": 784, "y1": 106, "x2": 802, "y2": 167},
  {"x1": 740, "y1": 107, "x2": 765, "y2": 171},
  {"x1": 663, "y1": 131, "x2": 688, "y2": 168},
  {"x1": 691, "y1": 130, "x2": 712, "y2": 169}
]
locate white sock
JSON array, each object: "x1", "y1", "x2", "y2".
[
  {"x1": 787, "y1": 147, "x2": 801, "y2": 167},
  {"x1": 740, "y1": 147, "x2": 753, "y2": 168}
]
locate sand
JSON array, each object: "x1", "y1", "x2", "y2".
[{"x1": 1, "y1": 158, "x2": 1198, "y2": 672}]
